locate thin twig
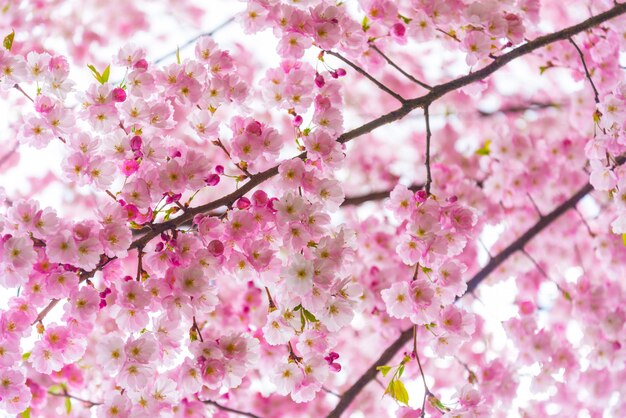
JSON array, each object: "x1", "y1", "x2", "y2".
[
  {"x1": 413, "y1": 326, "x2": 431, "y2": 418},
  {"x1": 370, "y1": 44, "x2": 432, "y2": 90},
  {"x1": 325, "y1": 50, "x2": 406, "y2": 103},
  {"x1": 154, "y1": 17, "x2": 236, "y2": 64},
  {"x1": 322, "y1": 386, "x2": 341, "y2": 398},
  {"x1": 192, "y1": 315, "x2": 204, "y2": 342},
  {"x1": 424, "y1": 105, "x2": 433, "y2": 195},
  {"x1": 527, "y1": 192, "x2": 544, "y2": 218},
  {"x1": 13, "y1": 84, "x2": 34, "y2": 102},
  {"x1": 47, "y1": 390, "x2": 102, "y2": 407},
  {"x1": 568, "y1": 37, "x2": 600, "y2": 103},
  {"x1": 205, "y1": 400, "x2": 263, "y2": 418}
]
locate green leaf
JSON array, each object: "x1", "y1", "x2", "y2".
[
  {"x1": 87, "y1": 64, "x2": 110, "y2": 84},
  {"x1": 293, "y1": 304, "x2": 302, "y2": 311},
  {"x1": 65, "y1": 397, "x2": 72, "y2": 414},
  {"x1": 302, "y1": 307, "x2": 318, "y2": 323},
  {"x1": 101, "y1": 65, "x2": 110, "y2": 83},
  {"x1": 428, "y1": 395, "x2": 450, "y2": 412},
  {"x1": 48, "y1": 384, "x2": 63, "y2": 394},
  {"x1": 475, "y1": 140, "x2": 491, "y2": 156},
  {"x1": 390, "y1": 379, "x2": 409, "y2": 405},
  {"x1": 176, "y1": 46, "x2": 181, "y2": 65},
  {"x1": 3, "y1": 30, "x2": 14, "y2": 51},
  {"x1": 621, "y1": 233, "x2": 626, "y2": 246},
  {"x1": 21, "y1": 351, "x2": 31, "y2": 361},
  {"x1": 20, "y1": 408, "x2": 31, "y2": 418},
  {"x1": 397, "y1": 364, "x2": 405, "y2": 378},
  {"x1": 361, "y1": 16, "x2": 370, "y2": 32},
  {"x1": 398, "y1": 14, "x2": 412, "y2": 24},
  {"x1": 376, "y1": 365, "x2": 392, "y2": 377}
]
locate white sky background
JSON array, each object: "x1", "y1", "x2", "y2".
[{"x1": 1, "y1": 1, "x2": 625, "y2": 417}]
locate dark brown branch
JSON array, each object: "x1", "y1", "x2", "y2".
[
  {"x1": 568, "y1": 37, "x2": 600, "y2": 103},
  {"x1": 369, "y1": 44, "x2": 432, "y2": 90},
  {"x1": 325, "y1": 50, "x2": 406, "y2": 103},
  {"x1": 342, "y1": 183, "x2": 424, "y2": 206},
  {"x1": 205, "y1": 400, "x2": 264, "y2": 418}
]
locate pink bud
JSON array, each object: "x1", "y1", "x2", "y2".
[
  {"x1": 447, "y1": 195, "x2": 458, "y2": 203},
  {"x1": 268, "y1": 197, "x2": 279, "y2": 212},
  {"x1": 245, "y1": 121, "x2": 263, "y2": 136},
  {"x1": 252, "y1": 190, "x2": 268, "y2": 207},
  {"x1": 415, "y1": 190, "x2": 428, "y2": 202},
  {"x1": 208, "y1": 239, "x2": 225, "y2": 257},
  {"x1": 329, "y1": 363, "x2": 342, "y2": 372},
  {"x1": 215, "y1": 165, "x2": 225, "y2": 174},
  {"x1": 123, "y1": 275, "x2": 133, "y2": 282},
  {"x1": 205, "y1": 174, "x2": 220, "y2": 186},
  {"x1": 336, "y1": 68, "x2": 346, "y2": 77},
  {"x1": 130, "y1": 135, "x2": 142, "y2": 151},
  {"x1": 314, "y1": 73, "x2": 325, "y2": 88},
  {"x1": 155, "y1": 242, "x2": 165, "y2": 252},
  {"x1": 292, "y1": 115, "x2": 303, "y2": 127},
  {"x1": 112, "y1": 87, "x2": 127, "y2": 103},
  {"x1": 330, "y1": 71, "x2": 339, "y2": 79},
  {"x1": 133, "y1": 59, "x2": 148, "y2": 71},
  {"x1": 391, "y1": 23, "x2": 406, "y2": 39},
  {"x1": 236, "y1": 197, "x2": 251, "y2": 210}
]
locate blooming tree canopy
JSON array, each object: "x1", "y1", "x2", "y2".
[{"x1": 1, "y1": 0, "x2": 626, "y2": 417}]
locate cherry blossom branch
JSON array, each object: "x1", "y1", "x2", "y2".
[
  {"x1": 324, "y1": 50, "x2": 406, "y2": 103},
  {"x1": 326, "y1": 155, "x2": 626, "y2": 417},
  {"x1": 369, "y1": 44, "x2": 432, "y2": 90},
  {"x1": 568, "y1": 37, "x2": 600, "y2": 104},
  {"x1": 134, "y1": 1, "x2": 626, "y2": 249},
  {"x1": 47, "y1": 390, "x2": 102, "y2": 407},
  {"x1": 204, "y1": 400, "x2": 264, "y2": 418},
  {"x1": 154, "y1": 16, "x2": 236, "y2": 64}
]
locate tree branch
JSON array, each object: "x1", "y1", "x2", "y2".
[
  {"x1": 204, "y1": 400, "x2": 264, "y2": 418},
  {"x1": 568, "y1": 37, "x2": 600, "y2": 103},
  {"x1": 324, "y1": 50, "x2": 406, "y2": 103},
  {"x1": 370, "y1": 44, "x2": 432, "y2": 90}
]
